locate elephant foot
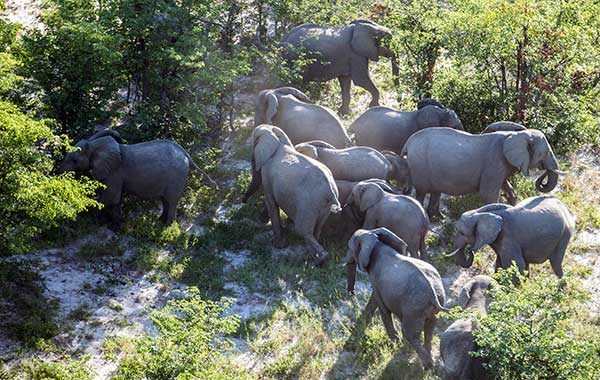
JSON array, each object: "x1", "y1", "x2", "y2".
[
  {"x1": 273, "y1": 236, "x2": 289, "y2": 249},
  {"x1": 338, "y1": 106, "x2": 350, "y2": 116},
  {"x1": 313, "y1": 250, "x2": 330, "y2": 267}
]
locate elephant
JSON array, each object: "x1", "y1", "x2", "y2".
[
  {"x1": 344, "y1": 228, "x2": 447, "y2": 369},
  {"x1": 417, "y1": 98, "x2": 446, "y2": 110},
  {"x1": 57, "y1": 130, "x2": 215, "y2": 226},
  {"x1": 294, "y1": 140, "x2": 410, "y2": 188},
  {"x1": 350, "y1": 105, "x2": 464, "y2": 155},
  {"x1": 402, "y1": 127, "x2": 564, "y2": 218},
  {"x1": 481, "y1": 121, "x2": 528, "y2": 205},
  {"x1": 321, "y1": 179, "x2": 396, "y2": 239},
  {"x1": 345, "y1": 181, "x2": 429, "y2": 260},
  {"x1": 254, "y1": 87, "x2": 352, "y2": 148},
  {"x1": 245, "y1": 125, "x2": 341, "y2": 265},
  {"x1": 440, "y1": 275, "x2": 495, "y2": 380},
  {"x1": 446, "y1": 195, "x2": 574, "y2": 277},
  {"x1": 281, "y1": 19, "x2": 399, "y2": 115},
  {"x1": 481, "y1": 120, "x2": 527, "y2": 134}
]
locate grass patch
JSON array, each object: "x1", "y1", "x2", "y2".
[
  {"x1": 556, "y1": 158, "x2": 600, "y2": 230},
  {"x1": 102, "y1": 336, "x2": 134, "y2": 362},
  {"x1": 0, "y1": 261, "x2": 59, "y2": 347},
  {"x1": 76, "y1": 238, "x2": 123, "y2": 262},
  {"x1": 68, "y1": 304, "x2": 91, "y2": 321},
  {"x1": 18, "y1": 356, "x2": 93, "y2": 380}
]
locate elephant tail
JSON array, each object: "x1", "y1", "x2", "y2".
[{"x1": 184, "y1": 150, "x2": 218, "y2": 188}]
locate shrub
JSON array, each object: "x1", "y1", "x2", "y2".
[
  {"x1": 472, "y1": 265, "x2": 600, "y2": 379},
  {"x1": 0, "y1": 101, "x2": 102, "y2": 254},
  {"x1": 19, "y1": 356, "x2": 93, "y2": 380},
  {"x1": 113, "y1": 287, "x2": 249, "y2": 380}
]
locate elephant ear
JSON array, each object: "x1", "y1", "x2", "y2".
[
  {"x1": 295, "y1": 143, "x2": 319, "y2": 159},
  {"x1": 350, "y1": 21, "x2": 382, "y2": 61},
  {"x1": 372, "y1": 227, "x2": 408, "y2": 256},
  {"x1": 253, "y1": 127, "x2": 281, "y2": 171},
  {"x1": 503, "y1": 132, "x2": 533, "y2": 176},
  {"x1": 265, "y1": 92, "x2": 279, "y2": 124},
  {"x1": 87, "y1": 136, "x2": 122, "y2": 180},
  {"x1": 458, "y1": 279, "x2": 474, "y2": 308},
  {"x1": 356, "y1": 183, "x2": 384, "y2": 213},
  {"x1": 270, "y1": 126, "x2": 293, "y2": 147},
  {"x1": 274, "y1": 87, "x2": 311, "y2": 103},
  {"x1": 357, "y1": 232, "x2": 379, "y2": 272},
  {"x1": 472, "y1": 212, "x2": 503, "y2": 252}
]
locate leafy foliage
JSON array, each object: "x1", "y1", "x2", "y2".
[
  {"x1": 114, "y1": 287, "x2": 249, "y2": 380},
  {"x1": 473, "y1": 266, "x2": 600, "y2": 379},
  {"x1": 19, "y1": 356, "x2": 93, "y2": 380},
  {"x1": 0, "y1": 101, "x2": 102, "y2": 254}
]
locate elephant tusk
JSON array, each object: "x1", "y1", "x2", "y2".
[
  {"x1": 552, "y1": 169, "x2": 568, "y2": 175},
  {"x1": 442, "y1": 248, "x2": 461, "y2": 257}
]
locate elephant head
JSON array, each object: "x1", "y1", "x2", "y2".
[
  {"x1": 344, "y1": 228, "x2": 408, "y2": 294},
  {"x1": 382, "y1": 151, "x2": 411, "y2": 191},
  {"x1": 347, "y1": 181, "x2": 384, "y2": 214},
  {"x1": 58, "y1": 135, "x2": 122, "y2": 181},
  {"x1": 254, "y1": 87, "x2": 311, "y2": 126},
  {"x1": 446, "y1": 204, "x2": 509, "y2": 268},
  {"x1": 457, "y1": 275, "x2": 496, "y2": 313},
  {"x1": 294, "y1": 140, "x2": 336, "y2": 160},
  {"x1": 482, "y1": 121, "x2": 527, "y2": 134},
  {"x1": 350, "y1": 20, "x2": 399, "y2": 86},
  {"x1": 417, "y1": 105, "x2": 464, "y2": 131},
  {"x1": 502, "y1": 129, "x2": 563, "y2": 193}
]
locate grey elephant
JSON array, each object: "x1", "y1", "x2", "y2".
[
  {"x1": 350, "y1": 105, "x2": 464, "y2": 155},
  {"x1": 281, "y1": 19, "x2": 399, "y2": 115},
  {"x1": 344, "y1": 228, "x2": 447, "y2": 369},
  {"x1": 417, "y1": 98, "x2": 446, "y2": 110},
  {"x1": 402, "y1": 128, "x2": 563, "y2": 218},
  {"x1": 346, "y1": 181, "x2": 429, "y2": 260},
  {"x1": 481, "y1": 120, "x2": 527, "y2": 134},
  {"x1": 294, "y1": 140, "x2": 409, "y2": 188},
  {"x1": 246, "y1": 124, "x2": 340, "y2": 264},
  {"x1": 440, "y1": 275, "x2": 495, "y2": 380},
  {"x1": 254, "y1": 87, "x2": 351, "y2": 148},
  {"x1": 321, "y1": 179, "x2": 395, "y2": 239},
  {"x1": 58, "y1": 130, "x2": 215, "y2": 226},
  {"x1": 447, "y1": 196, "x2": 574, "y2": 277}
]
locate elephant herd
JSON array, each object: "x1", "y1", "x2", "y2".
[
  {"x1": 242, "y1": 81, "x2": 574, "y2": 376},
  {"x1": 55, "y1": 18, "x2": 578, "y2": 380}
]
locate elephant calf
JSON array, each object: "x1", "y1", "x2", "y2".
[
  {"x1": 347, "y1": 181, "x2": 429, "y2": 260},
  {"x1": 345, "y1": 228, "x2": 447, "y2": 369},
  {"x1": 448, "y1": 195, "x2": 575, "y2": 277},
  {"x1": 402, "y1": 128, "x2": 564, "y2": 218},
  {"x1": 350, "y1": 105, "x2": 464, "y2": 155},
  {"x1": 254, "y1": 87, "x2": 351, "y2": 148},
  {"x1": 440, "y1": 275, "x2": 495, "y2": 380},
  {"x1": 246, "y1": 125, "x2": 341, "y2": 265},
  {"x1": 58, "y1": 130, "x2": 214, "y2": 226},
  {"x1": 295, "y1": 140, "x2": 410, "y2": 189}
]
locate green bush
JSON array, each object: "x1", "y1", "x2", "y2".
[
  {"x1": 19, "y1": 356, "x2": 93, "y2": 380},
  {"x1": 0, "y1": 101, "x2": 102, "y2": 254},
  {"x1": 114, "y1": 287, "x2": 249, "y2": 380},
  {"x1": 472, "y1": 266, "x2": 600, "y2": 379}
]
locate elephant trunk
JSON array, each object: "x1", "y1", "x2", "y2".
[
  {"x1": 390, "y1": 56, "x2": 400, "y2": 87},
  {"x1": 242, "y1": 163, "x2": 262, "y2": 203},
  {"x1": 536, "y1": 156, "x2": 560, "y2": 193},
  {"x1": 346, "y1": 262, "x2": 357, "y2": 295},
  {"x1": 452, "y1": 234, "x2": 474, "y2": 268}
]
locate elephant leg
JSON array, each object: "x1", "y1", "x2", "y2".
[
  {"x1": 295, "y1": 209, "x2": 329, "y2": 265},
  {"x1": 424, "y1": 315, "x2": 436, "y2": 354},
  {"x1": 351, "y1": 58, "x2": 379, "y2": 107},
  {"x1": 100, "y1": 179, "x2": 123, "y2": 229},
  {"x1": 502, "y1": 180, "x2": 518, "y2": 205},
  {"x1": 338, "y1": 75, "x2": 352, "y2": 115},
  {"x1": 494, "y1": 254, "x2": 502, "y2": 272},
  {"x1": 419, "y1": 235, "x2": 429, "y2": 262},
  {"x1": 479, "y1": 172, "x2": 503, "y2": 204},
  {"x1": 427, "y1": 192, "x2": 442, "y2": 220},
  {"x1": 549, "y1": 233, "x2": 570, "y2": 278},
  {"x1": 259, "y1": 201, "x2": 270, "y2": 224},
  {"x1": 371, "y1": 292, "x2": 399, "y2": 342},
  {"x1": 416, "y1": 190, "x2": 426, "y2": 206},
  {"x1": 401, "y1": 314, "x2": 432, "y2": 369},
  {"x1": 313, "y1": 209, "x2": 329, "y2": 241},
  {"x1": 264, "y1": 193, "x2": 288, "y2": 248}
]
